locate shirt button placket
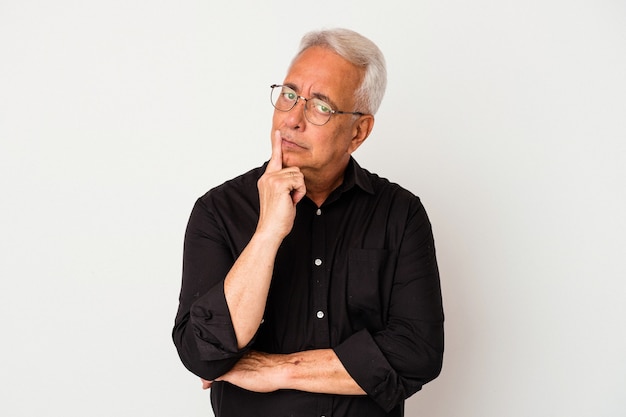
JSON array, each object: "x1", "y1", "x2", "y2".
[
  {"x1": 311, "y1": 205, "x2": 329, "y2": 346},
  {"x1": 314, "y1": 259, "x2": 324, "y2": 319}
]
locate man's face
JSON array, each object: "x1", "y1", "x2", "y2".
[{"x1": 272, "y1": 46, "x2": 365, "y2": 175}]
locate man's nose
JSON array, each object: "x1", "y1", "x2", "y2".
[{"x1": 283, "y1": 99, "x2": 307, "y2": 128}]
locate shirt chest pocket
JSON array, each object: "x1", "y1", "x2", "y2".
[{"x1": 347, "y1": 248, "x2": 394, "y2": 332}]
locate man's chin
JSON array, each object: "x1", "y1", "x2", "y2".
[{"x1": 281, "y1": 154, "x2": 305, "y2": 169}]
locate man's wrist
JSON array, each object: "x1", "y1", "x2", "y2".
[
  {"x1": 250, "y1": 228, "x2": 285, "y2": 252},
  {"x1": 269, "y1": 353, "x2": 296, "y2": 389}
]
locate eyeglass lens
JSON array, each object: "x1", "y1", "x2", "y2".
[{"x1": 270, "y1": 85, "x2": 334, "y2": 126}]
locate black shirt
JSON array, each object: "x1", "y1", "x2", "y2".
[{"x1": 173, "y1": 158, "x2": 444, "y2": 417}]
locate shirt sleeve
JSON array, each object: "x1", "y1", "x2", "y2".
[
  {"x1": 172, "y1": 197, "x2": 250, "y2": 380},
  {"x1": 333, "y1": 197, "x2": 444, "y2": 412}
]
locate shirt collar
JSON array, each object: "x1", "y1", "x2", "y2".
[{"x1": 335, "y1": 157, "x2": 375, "y2": 196}]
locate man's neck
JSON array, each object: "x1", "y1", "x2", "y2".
[{"x1": 303, "y1": 162, "x2": 348, "y2": 207}]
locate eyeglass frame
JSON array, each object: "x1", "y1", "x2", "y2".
[{"x1": 270, "y1": 84, "x2": 365, "y2": 126}]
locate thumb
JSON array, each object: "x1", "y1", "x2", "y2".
[{"x1": 266, "y1": 130, "x2": 283, "y2": 172}]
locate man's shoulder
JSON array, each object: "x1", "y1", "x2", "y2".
[{"x1": 356, "y1": 163, "x2": 420, "y2": 204}]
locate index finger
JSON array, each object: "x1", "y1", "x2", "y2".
[{"x1": 266, "y1": 130, "x2": 283, "y2": 173}]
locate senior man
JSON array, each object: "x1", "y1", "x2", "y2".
[{"x1": 173, "y1": 28, "x2": 444, "y2": 417}]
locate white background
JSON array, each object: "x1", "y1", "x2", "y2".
[{"x1": 1, "y1": 1, "x2": 625, "y2": 416}]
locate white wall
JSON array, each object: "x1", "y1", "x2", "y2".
[{"x1": 1, "y1": 1, "x2": 624, "y2": 416}]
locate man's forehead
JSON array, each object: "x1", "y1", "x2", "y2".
[{"x1": 283, "y1": 47, "x2": 362, "y2": 104}]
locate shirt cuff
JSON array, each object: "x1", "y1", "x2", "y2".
[
  {"x1": 333, "y1": 329, "x2": 405, "y2": 412},
  {"x1": 189, "y1": 280, "x2": 245, "y2": 360}
]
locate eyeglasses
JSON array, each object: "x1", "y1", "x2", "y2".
[{"x1": 270, "y1": 84, "x2": 364, "y2": 126}]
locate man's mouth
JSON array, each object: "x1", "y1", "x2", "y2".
[{"x1": 281, "y1": 135, "x2": 307, "y2": 150}]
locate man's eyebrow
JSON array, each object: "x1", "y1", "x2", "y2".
[{"x1": 311, "y1": 92, "x2": 332, "y2": 104}]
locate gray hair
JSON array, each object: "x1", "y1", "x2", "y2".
[{"x1": 291, "y1": 28, "x2": 387, "y2": 115}]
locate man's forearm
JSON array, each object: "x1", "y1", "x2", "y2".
[
  {"x1": 216, "y1": 349, "x2": 366, "y2": 396},
  {"x1": 223, "y1": 232, "x2": 282, "y2": 349},
  {"x1": 281, "y1": 349, "x2": 366, "y2": 395}
]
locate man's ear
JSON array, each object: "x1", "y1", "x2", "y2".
[{"x1": 349, "y1": 115, "x2": 375, "y2": 154}]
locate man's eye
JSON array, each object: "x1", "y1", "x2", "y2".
[
  {"x1": 315, "y1": 102, "x2": 331, "y2": 114},
  {"x1": 284, "y1": 92, "x2": 297, "y2": 101}
]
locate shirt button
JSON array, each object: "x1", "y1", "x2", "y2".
[
  {"x1": 314, "y1": 258, "x2": 322, "y2": 266},
  {"x1": 316, "y1": 208, "x2": 322, "y2": 215},
  {"x1": 316, "y1": 310, "x2": 325, "y2": 319}
]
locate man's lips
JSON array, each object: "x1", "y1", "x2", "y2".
[{"x1": 281, "y1": 136, "x2": 307, "y2": 150}]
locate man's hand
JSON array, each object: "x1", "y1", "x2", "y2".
[
  {"x1": 198, "y1": 351, "x2": 283, "y2": 392},
  {"x1": 201, "y1": 378, "x2": 212, "y2": 390},
  {"x1": 256, "y1": 130, "x2": 306, "y2": 240},
  {"x1": 214, "y1": 350, "x2": 288, "y2": 393}
]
